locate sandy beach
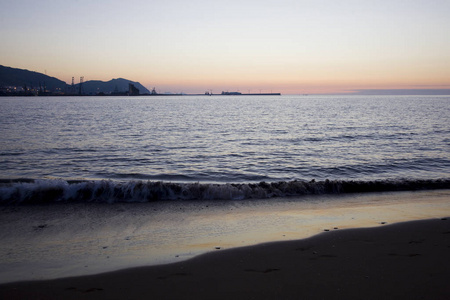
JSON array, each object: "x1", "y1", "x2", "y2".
[{"x1": 1, "y1": 217, "x2": 449, "y2": 300}]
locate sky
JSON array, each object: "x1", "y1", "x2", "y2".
[{"x1": 1, "y1": 0, "x2": 450, "y2": 94}]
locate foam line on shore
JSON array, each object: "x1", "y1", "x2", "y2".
[{"x1": 1, "y1": 178, "x2": 449, "y2": 204}]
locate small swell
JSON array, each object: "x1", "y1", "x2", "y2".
[{"x1": 0, "y1": 178, "x2": 449, "y2": 205}]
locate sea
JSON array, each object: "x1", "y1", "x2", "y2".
[
  {"x1": 0, "y1": 94, "x2": 449, "y2": 282},
  {"x1": 0, "y1": 94, "x2": 449, "y2": 203}
]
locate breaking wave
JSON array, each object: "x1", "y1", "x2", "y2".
[{"x1": 1, "y1": 178, "x2": 449, "y2": 205}]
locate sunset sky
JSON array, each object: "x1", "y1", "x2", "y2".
[{"x1": 1, "y1": 0, "x2": 449, "y2": 94}]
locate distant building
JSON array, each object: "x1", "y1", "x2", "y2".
[
  {"x1": 128, "y1": 83, "x2": 140, "y2": 96},
  {"x1": 221, "y1": 91, "x2": 241, "y2": 95}
]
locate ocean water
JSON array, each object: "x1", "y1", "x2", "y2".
[
  {"x1": 0, "y1": 94, "x2": 449, "y2": 203},
  {"x1": 1, "y1": 94, "x2": 450, "y2": 283}
]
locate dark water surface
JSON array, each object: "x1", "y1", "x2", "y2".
[{"x1": 1, "y1": 95, "x2": 449, "y2": 202}]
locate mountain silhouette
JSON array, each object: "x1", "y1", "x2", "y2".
[
  {"x1": 0, "y1": 65, "x2": 67, "y2": 91},
  {"x1": 0, "y1": 65, "x2": 150, "y2": 95},
  {"x1": 75, "y1": 78, "x2": 150, "y2": 95}
]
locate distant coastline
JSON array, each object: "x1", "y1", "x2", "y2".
[
  {"x1": 1, "y1": 65, "x2": 284, "y2": 97},
  {"x1": 2, "y1": 65, "x2": 450, "y2": 97},
  {"x1": 353, "y1": 89, "x2": 450, "y2": 96},
  {"x1": 0, "y1": 65, "x2": 152, "y2": 97},
  {"x1": 0, "y1": 92, "x2": 282, "y2": 97},
  {"x1": 155, "y1": 92, "x2": 282, "y2": 96}
]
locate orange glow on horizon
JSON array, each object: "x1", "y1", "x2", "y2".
[{"x1": 4, "y1": 1, "x2": 448, "y2": 96}]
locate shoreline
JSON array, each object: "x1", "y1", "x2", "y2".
[
  {"x1": 1, "y1": 190, "x2": 449, "y2": 285},
  {"x1": 1, "y1": 217, "x2": 449, "y2": 299}
]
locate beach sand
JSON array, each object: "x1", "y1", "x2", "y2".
[
  {"x1": 1, "y1": 190, "x2": 449, "y2": 284},
  {"x1": 1, "y1": 217, "x2": 449, "y2": 300}
]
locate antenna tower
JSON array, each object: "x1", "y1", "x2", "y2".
[{"x1": 79, "y1": 76, "x2": 84, "y2": 95}]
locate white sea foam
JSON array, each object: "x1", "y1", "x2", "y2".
[{"x1": 1, "y1": 178, "x2": 449, "y2": 204}]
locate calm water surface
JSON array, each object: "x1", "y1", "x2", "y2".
[{"x1": 1, "y1": 95, "x2": 449, "y2": 183}]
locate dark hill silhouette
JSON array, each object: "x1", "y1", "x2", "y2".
[
  {"x1": 0, "y1": 65, "x2": 150, "y2": 95},
  {"x1": 75, "y1": 78, "x2": 150, "y2": 95},
  {"x1": 0, "y1": 65, "x2": 67, "y2": 92}
]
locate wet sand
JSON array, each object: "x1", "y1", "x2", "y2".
[
  {"x1": 1, "y1": 217, "x2": 449, "y2": 300},
  {"x1": 1, "y1": 190, "x2": 449, "y2": 284}
]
